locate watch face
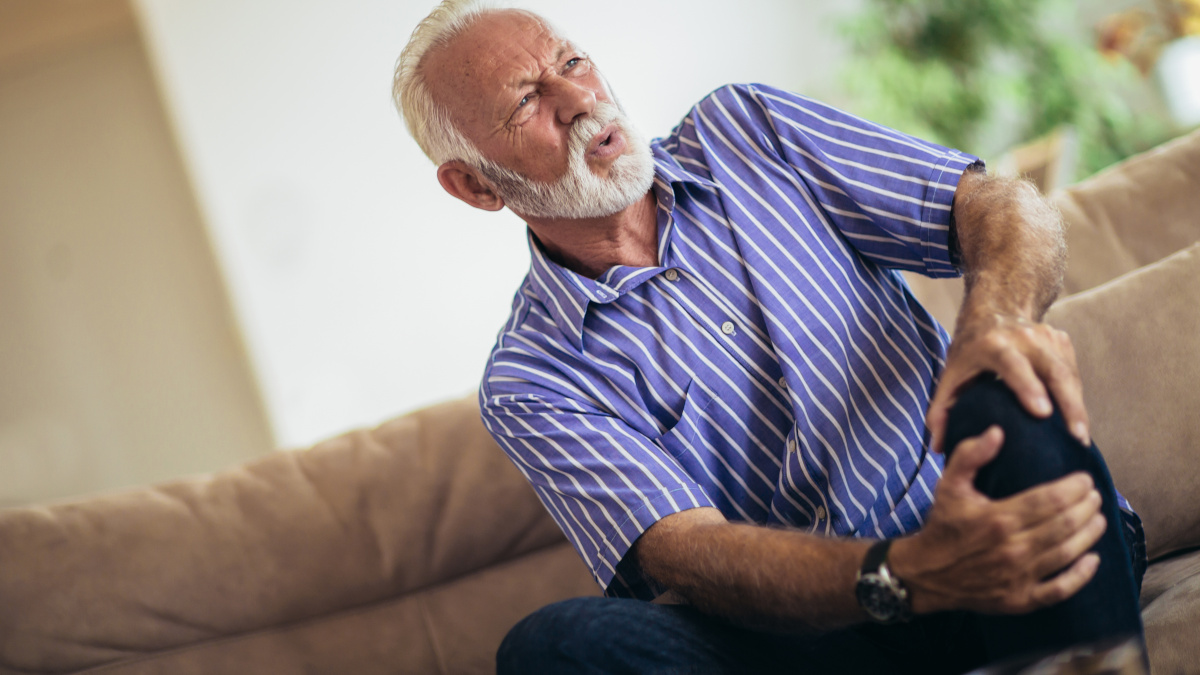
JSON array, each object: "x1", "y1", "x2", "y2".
[{"x1": 856, "y1": 574, "x2": 904, "y2": 623}]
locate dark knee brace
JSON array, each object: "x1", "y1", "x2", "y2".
[
  {"x1": 943, "y1": 373, "x2": 1088, "y2": 498},
  {"x1": 939, "y1": 373, "x2": 1144, "y2": 660}
]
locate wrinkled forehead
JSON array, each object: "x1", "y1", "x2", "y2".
[{"x1": 422, "y1": 9, "x2": 569, "y2": 124}]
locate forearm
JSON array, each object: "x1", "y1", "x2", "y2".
[
  {"x1": 636, "y1": 510, "x2": 872, "y2": 633},
  {"x1": 928, "y1": 172, "x2": 1087, "y2": 452},
  {"x1": 953, "y1": 173, "x2": 1067, "y2": 324}
]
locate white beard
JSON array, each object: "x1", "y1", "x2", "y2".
[{"x1": 473, "y1": 100, "x2": 656, "y2": 220}]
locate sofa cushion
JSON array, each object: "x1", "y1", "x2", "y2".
[
  {"x1": 0, "y1": 395, "x2": 567, "y2": 673},
  {"x1": 1139, "y1": 548, "x2": 1200, "y2": 675},
  {"x1": 1045, "y1": 243, "x2": 1200, "y2": 561},
  {"x1": 66, "y1": 543, "x2": 595, "y2": 675}
]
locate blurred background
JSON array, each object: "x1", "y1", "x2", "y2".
[{"x1": 1, "y1": 0, "x2": 1196, "y2": 507}]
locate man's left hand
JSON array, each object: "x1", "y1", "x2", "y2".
[{"x1": 926, "y1": 310, "x2": 1090, "y2": 454}]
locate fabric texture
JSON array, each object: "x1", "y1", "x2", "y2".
[
  {"x1": 481, "y1": 83, "x2": 982, "y2": 599},
  {"x1": 1139, "y1": 548, "x2": 1200, "y2": 674},
  {"x1": 1054, "y1": 129, "x2": 1200, "y2": 296},
  {"x1": 498, "y1": 596, "x2": 986, "y2": 675},
  {"x1": 61, "y1": 543, "x2": 593, "y2": 675},
  {"x1": 0, "y1": 396, "x2": 596, "y2": 675}
]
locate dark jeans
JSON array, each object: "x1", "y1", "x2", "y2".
[{"x1": 498, "y1": 375, "x2": 1146, "y2": 675}]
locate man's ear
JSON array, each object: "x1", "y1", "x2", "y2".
[{"x1": 437, "y1": 160, "x2": 505, "y2": 212}]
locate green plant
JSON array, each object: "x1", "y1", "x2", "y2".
[{"x1": 839, "y1": 0, "x2": 1179, "y2": 177}]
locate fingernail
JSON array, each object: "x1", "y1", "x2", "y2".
[
  {"x1": 1035, "y1": 397, "x2": 1052, "y2": 415},
  {"x1": 1072, "y1": 422, "x2": 1090, "y2": 446}
]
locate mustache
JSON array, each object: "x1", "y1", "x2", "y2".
[
  {"x1": 567, "y1": 101, "x2": 622, "y2": 160},
  {"x1": 470, "y1": 99, "x2": 632, "y2": 192}
]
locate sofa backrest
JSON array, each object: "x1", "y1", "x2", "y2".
[
  {"x1": 1053, "y1": 129, "x2": 1200, "y2": 295},
  {"x1": 0, "y1": 396, "x2": 568, "y2": 673},
  {"x1": 904, "y1": 129, "x2": 1200, "y2": 329}
]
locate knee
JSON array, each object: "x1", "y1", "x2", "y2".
[
  {"x1": 496, "y1": 597, "x2": 617, "y2": 674},
  {"x1": 944, "y1": 374, "x2": 1090, "y2": 497}
]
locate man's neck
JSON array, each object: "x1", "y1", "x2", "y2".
[{"x1": 522, "y1": 190, "x2": 658, "y2": 279}]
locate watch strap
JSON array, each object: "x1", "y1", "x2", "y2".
[{"x1": 861, "y1": 539, "x2": 893, "y2": 576}]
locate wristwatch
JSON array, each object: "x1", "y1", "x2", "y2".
[{"x1": 855, "y1": 540, "x2": 912, "y2": 623}]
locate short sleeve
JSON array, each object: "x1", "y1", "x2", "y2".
[
  {"x1": 702, "y1": 84, "x2": 980, "y2": 278},
  {"x1": 479, "y1": 374, "x2": 715, "y2": 600}
]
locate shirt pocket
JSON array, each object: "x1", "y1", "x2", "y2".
[
  {"x1": 651, "y1": 382, "x2": 714, "y2": 462},
  {"x1": 649, "y1": 382, "x2": 774, "y2": 524}
]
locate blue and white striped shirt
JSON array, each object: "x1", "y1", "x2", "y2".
[{"x1": 480, "y1": 83, "x2": 982, "y2": 599}]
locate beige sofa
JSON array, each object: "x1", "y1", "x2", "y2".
[{"x1": 2, "y1": 131, "x2": 1199, "y2": 675}]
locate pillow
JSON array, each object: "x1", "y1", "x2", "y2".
[
  {"x1": 1051, "y1": 128, "x2": 1200, "y2": 295},
  {"x1": 1046, "y1": 242, "x2": 1200, "y2": 561}
]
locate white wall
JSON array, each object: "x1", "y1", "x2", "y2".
[
  {"x1": 0, "y1": 9, "x2": 273, "y2": 506},
  {"x1": 133, "y1": 0, "x2": 856, "y2": 447}
]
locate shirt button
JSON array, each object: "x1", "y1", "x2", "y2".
[
  {"x1": 786, "y1": 437, "x2": 796, "y2": 453},
  {"x1": 815, "y1": 505, "x2": 827, "y2": 520},
  {"x1": 778, "y1": 377, "x2": 787, "y2": 389},
  {"x1": 664, "y1": 269, "x2": 679, "y2": 282},
  {"x1": 720, "y1": 321, "x2": 735, "y2": 335}
]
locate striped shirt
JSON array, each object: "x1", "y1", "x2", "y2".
[{"x1": 481, "y1": 83, "x2": 1036, "y2": 599}]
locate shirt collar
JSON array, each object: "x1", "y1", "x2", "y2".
[
  {"x1": 651, "y1": 143, "x2": 718, "y2": 190},
  {"x1": 526, "y1": 148, "x2": 717, "y2": 351}
]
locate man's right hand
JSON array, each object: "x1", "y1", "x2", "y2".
[{"x1": 889, "y1": 426, "x2": 1107, "y2": 616}]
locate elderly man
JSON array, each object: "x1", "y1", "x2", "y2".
[{"x1": 394, "y1": 2, "x2": 1146, "y2": 673}]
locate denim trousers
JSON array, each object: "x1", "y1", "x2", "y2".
[{"x1": 497, "y1": 375, "x2": 1147, "y2": 674}]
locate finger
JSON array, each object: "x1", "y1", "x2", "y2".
[
  {"x1": 926, "y1": 369, "x2": 974, "y2": 454},
  {"x1": 1045, "y1": 371, "x2": 1090, "y2": 447},
  {"x1": 999, "y1": 471, "x2": 1095, "y2": 528},
  {"x1": 1031, "y1": 512, "x2": 1107, "y2": 580},
  {"x1": 941, "y1": 426, "x2": 1004, "y2": 490},
  {"x1": 1019, "y1": 487, "x2": 1101, "y2": 557},
  {"x1": 996, "y1": 348, "x2": 1053, "y2": 419},
  {"x1": 926, "y1": 400, "x2": 948, "y2": 455},
  {"x1": 1028, "y1": 552, "x2": 1100, "y2": 609},
  {"x1": 1039, "y1": 337, "x2": 1090, "y2": 446}
]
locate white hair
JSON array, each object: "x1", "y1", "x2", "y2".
[
  {"x1": 392, "y1": 0, "x2": 499, "y2": 166},
  {"x1": 392, "y1": 1, "x2": 657, "y2": 220}
]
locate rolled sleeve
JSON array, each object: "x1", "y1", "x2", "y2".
[
  {"x1": 479, "y1": 379, "x2": 715, "y2": 600},
  {"x1": 733, "y1": 84, "x2": 979, "y2": 277}
]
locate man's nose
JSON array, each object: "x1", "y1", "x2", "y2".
[{"x1": 552, "y1": 77, "x2": 597, "y2": 125}]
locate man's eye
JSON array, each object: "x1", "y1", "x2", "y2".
[
  {"x1": 518, "y1": 94, "x2": 531, "y2": 107},
  {"x1": 566, "y1": 57, "x2": 581, "y2": 69}
]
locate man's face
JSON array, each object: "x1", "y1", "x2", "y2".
[{"x1": 423, "y1": 10, "x2": 654, "y2": 219}]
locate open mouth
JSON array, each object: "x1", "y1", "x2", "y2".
[{"x1": 588, "y1": 124, "x2": 625, "y2": 160}]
